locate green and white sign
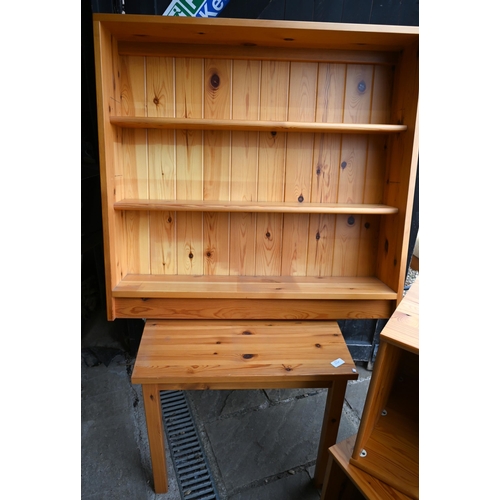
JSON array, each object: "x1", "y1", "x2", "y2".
[{"x1": 163, "y1": 0, "x2": 230, "y2": 17}]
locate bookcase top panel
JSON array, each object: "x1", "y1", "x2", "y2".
[{"x1": 94, "y1": 14, "x2": 418, "y2": 52}]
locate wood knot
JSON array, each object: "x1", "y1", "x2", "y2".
[
  {"x1": 341, "y1": 161, "x2": 347, "y2": 169},
  {"x1": 347, "y1": 216, "x2": 355, "y2": 226},
  {"x1": 315, "y1": 344, "x2": 321, "y2": 348},
  {"x1": 298, "y1": 195, "x2": 304, "y2": 203},
  {"x1": 153, "y1": 96, "x2": 159, "y2": 105},
  {"x1": 242, "y1": 330, "x2": 253, "y2": 335},
  {"x1": 210, "y1": 73, "x2": 220, "y2": 89},
  {"x1": 242, "y1": 354, "x2": 254, "y2": 359}
]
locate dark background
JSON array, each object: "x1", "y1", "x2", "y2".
[{"x1": 81, "y1": 0, "x2": 419, "y2": 366}]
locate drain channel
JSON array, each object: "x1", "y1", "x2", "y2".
[{"x1": 160, "y1": 391, "x2": 220, "y2": 500}]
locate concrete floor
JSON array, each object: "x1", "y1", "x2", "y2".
[{"x1": 81, "y1": 310, "x2": 372, "y2": 500}]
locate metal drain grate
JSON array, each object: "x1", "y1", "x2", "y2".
[{"x1": 160, "y1": 391, "x2": 220, "y2": 500}]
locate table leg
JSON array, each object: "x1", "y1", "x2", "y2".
[
  {"x1": 142, "y1": 384, "x2": 168, "y2": 493},
  {"x1": 314, "y1": 379, "x2": 348, "y2": 488}
]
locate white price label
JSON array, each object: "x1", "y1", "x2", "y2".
[{"x1": 331, "y1": 358, "x2": 345, "y2": 368}]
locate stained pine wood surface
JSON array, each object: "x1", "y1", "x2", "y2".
[
  {"x1": 93, "y1": 15, "x2": 419, "y2": 320},
  {"x1": 354, "y1": 408, "x2": 418, "y2": 498},
  {"x1": 114, "y1": 200, "x2": 399, "y2": 214},
  {"x1": 349, "y1": 277, "x2": 419, "y2": 498},
  {"x1": 114, "y1": 52, "x2": 394, "y2": 278},
  {"x1": 113, "y1": 274, "x2": 397, "y2": 299},
  {"x1": 381, "y1": 276, "x2": 419, "y2": 354},
  {"x1": 95, "y1": 15, "x2": 418, "y2": 50},
  {"x1": 131, "y1": 320, "x2": 358, "y2": 386},
  {"x1": 321, "y1": 435, "x2": 412, "y2": 500},
  {"x1": 110, "y1": 116, "x2": 407, "y2": 133},
  {"x1": 113, "y1": 297, "x2": 393, "y2": 321}
]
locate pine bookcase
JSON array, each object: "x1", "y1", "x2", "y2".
[{"x1": 92, "y1": 14, "x2": 419, "y2": 322}]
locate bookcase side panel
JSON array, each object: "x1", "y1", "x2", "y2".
[
  {"x1": 378, "y1": 42, "x2": 419, "y2": 299},
  {"x1": 94, "y1": 22, "x2": 126, "y2": 319}
]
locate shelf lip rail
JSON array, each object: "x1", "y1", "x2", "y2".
[
  {"x1": 109, "y1": 116, "x2": 407, "y2": 134},
  {"x1": 113, "y1": 200, "x2": 399, "y2": 214}
]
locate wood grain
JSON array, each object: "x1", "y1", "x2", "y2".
[
  {"x1": 114, "y1": 200, "x2": 398, "y2": 214},
  {"x1": 377, "y1": 41, "x2": 419, "y2": 301},
  {"x1": 97, "y1": 14, "x2": 419, "y2": 52},
  {"x1": 131, "y1": 320, "x2": 358, "y2": 385},
  {"x1": 175, "y1": 57, "x2": 203, "y2": 274},
  {"x1": 94, "y1": 15, "x2": 418, "y2": 319},
  {"x1": 321, "y1": 436, "x2": 413, "y2": 499},
  {"x1": 306, "y1": 214, "x2": 336, "y2": 276},
  {"x1": 120, "y1": 55, "x2": 149, "y2": 274},
  {"x1": 203, "y1": 58, "x2": 232, "y2": 275},
  {"x1": 351, "y1": 406, "x2": 419, "y2": 498},
  {"x1": 118, "y1": 41, "x2": 400, "y2": 66},
  {"x1": 93, "y1": 22, "x2": 123, "y2": 317},
  {"x1": 282, "y1": 62, "x2": 317, "y2": 276},
  {"x1": 350, "y1": 278, "x2": 419, "y2": 497},
  {"x1": 146, "y1": 56, "x2": 175, "y2": 118},
  {"x1": 381, "y1": 277, "x2": 419, "y2": 353},
  {"x1": 110, "y1": 116, "x2": 407, "y2": 133},
  {"x1": 141, "y1": 385, "x2": 168, "y2": 493},
  {"x1": 147, "y1": 127, "x2": 176, "y2": 274},
  {"x1": 229, "y1": 59, "x2": 260, "y2": 275},
  {"x1": 113, "y1": 274, "x2": 397, "y2": 300},
  {"x1": 114, "y1": 297, "x2": 394, "y2": 320}
]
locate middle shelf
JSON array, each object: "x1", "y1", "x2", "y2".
[
  {"x1": 114, "y1": 200, "x2": 399, "y2": 214},
  {"x1": 109, "y1": 116, "x2": 408, "y2": 134}
]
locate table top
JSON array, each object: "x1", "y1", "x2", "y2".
[
  {"x1": 381, "y1": 276, "x2": 419, "y2": 354},
  {"x1": 131, "y1": 319, "x2": 358, "y2": 387}
]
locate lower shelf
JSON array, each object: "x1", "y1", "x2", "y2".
[
  {"x1": 349, "y1": 407, "x2": 419, "y2": 499},
  {"x1": 323, "y1": 435, "x2": 413, "y2": 500},
  {"x1": 112, "y1": 275, "x2": 397, "y2": 300}
]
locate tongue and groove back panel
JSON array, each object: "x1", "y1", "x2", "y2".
[
  {"x1": 117, "y1": 55, "x2": 392, "y2": 276},
  {"x1": 93, "y1": 16, "x2": 419, "y2": 320}
]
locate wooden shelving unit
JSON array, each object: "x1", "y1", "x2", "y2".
[
  {"x1": 349, "y1": 277, "x2": 419, "y2": 498},
  {"x1": 93, "y1": 15, "x2": 419, "y2": 322},
  {"x1": 321, "y1": 277, "x2": 419, "y2": 499}
]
